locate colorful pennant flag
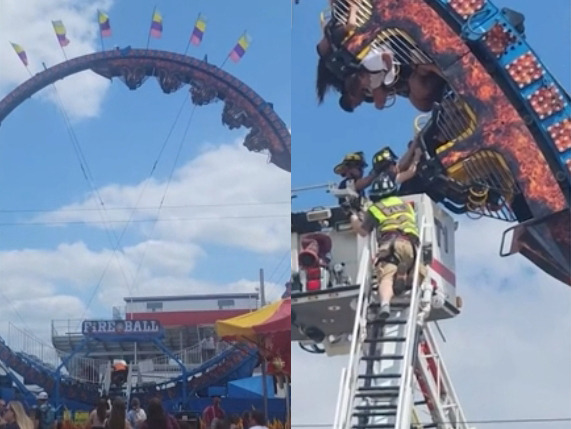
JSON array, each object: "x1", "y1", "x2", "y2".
[
  {"x1": 190, "y1": 14, "x2": 206, "y2": 46},
  {"x1": 98, "y1": 11, "x2": 112, "y2": 38},
  {"x1": 229, "y1": 33, "x2": 252, "y2": 63},
  {"x1": 10, "y1": 42, "x2": 28, "y2": 66},
  {"x1": 150, "y1": 10, "x2": 163, "y2": 38},
  {"x1": 52, "y1": 20, "x2": 70, "y2": 47}
]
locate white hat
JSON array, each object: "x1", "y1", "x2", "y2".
[{"x1": 38, "y1": 392, "x2": 48, "y2": 400}]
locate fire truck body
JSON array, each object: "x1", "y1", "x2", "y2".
[{"x1": 291, "y1": 193, "x2": 461, "y2": 355}]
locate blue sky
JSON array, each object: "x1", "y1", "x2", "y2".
[
  {"x1": 291, "y1": 0, "x2": 571, "y2": 426},
  {"x1": 0, "y1": 0, "x2": 290, "y2": 337}
]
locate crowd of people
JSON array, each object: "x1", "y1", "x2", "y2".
[
  {"x1": 201, "y1": 397, "x2": 270, "y2": 429},
  {"x1": 0, "y1": 392, "x2": 56, "y2": 429},
  {"x1": 84, "y1": 396, "x2": 179, "y2": 429},
  {"x1": 0, "y1": 393, "x2": 274, "y2": 429}
]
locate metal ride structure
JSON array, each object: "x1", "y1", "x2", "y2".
[
  {"x1": 291, "y1": 1, "x2": 569, "y2": 428},
  {"x1": 0, "y1": 48, "x2": 291, "y2": 412},
  {"x1": 0, "y1": 319, "x2": 258, "y2": 413},
  {"x1": 0, "y1": 47, "x2": 291, "y2": 172},
  {"x1": 307, "y1": 0, "x2": 570, "y2": 285}
]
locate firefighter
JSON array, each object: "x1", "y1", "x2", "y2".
[
  {"x1": 371, "y1": 137, "x2": 423, "y2": 193},
  {"x1": 349, "y1": 173, "x2": 424, "y2": 320},
  {"x1": 334, "y1": 151, "x2": 379, "y2": 205}
]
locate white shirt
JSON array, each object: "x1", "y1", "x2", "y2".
[{"x1": 361, "y1": 45, "x2": 397, "y2": 87}]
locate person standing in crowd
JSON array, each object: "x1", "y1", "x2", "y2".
[
  {"x1": 241, "y1": 411, "x2": 251, "y2": 429},
  {"x1": 104, "y1": 398, "x2": 132, "y2": 429},
  {"x1": 201, "y1": 398, "x2": 225, "y2": 429},
  {"x1": 126, "y1": 398, "x2": 146, "y2": 429},
  {"x1": 33, "y1": 392, "x2": 55, "y2": 429},
  {"x1": 4, "y1": 401, "x2": 34, "y2": 429},
  {"x1": 0, "y1": 398, "x2": 7, "y2": 428},
  {"x1": 86, "y1": 398, "x2": 107, "y2": 429},
  {"x1": 229, "y1": 415, "x2": 240, "y2": 429},
  {"x1": 139, "y1": 398, "x2": 179, "y2": 429},
  {"x1": 247, "y1": 411, "x2": 269, "y2": 429}
]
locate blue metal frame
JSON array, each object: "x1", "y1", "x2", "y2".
[
  {"x1": 152, "y1": 339, "x2": 189, "y2": 405},
  {"x1": 0, "y1": 361, "x2": 37, "y2": 405},
  {"x1": 52, "y1": 338, "x2": 88, "y2": 408},
  {"x1": 431, "y1": 0, "x2": 571, "y2": 190},
  {"x1": 51, "y1": 332, "x2": 192, "y2": 406}
]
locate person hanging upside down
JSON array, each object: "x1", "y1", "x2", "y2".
[{"x1": 316, "y1": 0, "x2": 448, "y2": 112}]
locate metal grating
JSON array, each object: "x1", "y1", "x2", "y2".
[
  {"x1": 329, "y1": 0, "x2": 433, "y2": 66},
  {"x1": 459, "y1": 150, "x2": 520, "y2": 221}
]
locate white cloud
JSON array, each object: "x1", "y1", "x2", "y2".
[
  {"x1": 0, "y1": 241, "x2": 286, "y2": 343},
  {"x1": 34, "y1": 141, "x2": 291, "y2": 253},
  {"x1": 0, "y1": 140, "x2": 289, "y2": 358},
  {"x1": 0, "y1": 294, "x2": 87, "y2": 345},
  {"x1": 291, "y1": 217, "x2": 571, "y2": 428},
  {"x1": 0, "y1": 0, "x2": 114, "y2": 119}
]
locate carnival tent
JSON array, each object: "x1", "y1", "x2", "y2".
[
  {"x1": 215, "y1": 298, "x2": 290, "y2": 342},
  {"x1": 215, "y1": 298, "x2": 291, "y2": 419}
]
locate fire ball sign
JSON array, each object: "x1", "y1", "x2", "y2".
[{"x1": 82, "y1": 320, "x2": 162, "y2": 336}]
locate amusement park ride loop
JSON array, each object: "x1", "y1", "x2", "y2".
[
  {"x1": 0, "y1": 48, "x2": 291, "y2": 413},
  {"x1": 292, "y1": 1, "x2": 570, "y2": 429},
  {"x1": 0, "y1": 48, "x2": 291, "y2": 173}
]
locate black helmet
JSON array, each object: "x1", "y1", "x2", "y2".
[
  {"x1": 334, "y1": 151, "x2": 368, "y2": 176},
  {"x1": 369, "y1": 174, "x2": 398, "y2": 201},
  {"x1": 372, "y1": 147, "x2": 398, "y2": 166}
]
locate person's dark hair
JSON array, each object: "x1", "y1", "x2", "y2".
[
  {"x1": 241, "y1": 411, "x2": 251, "y2": 429},
  {"x1": 316, "y1": 22, "x2": 352, "y2": 104},
  {"x1": 230, "y1": 414, "x2": 240, "y2": 424},
  {"x1": 145, "y1": 397, "x2": 168, "y2": 429},
  {"x1": 96, "y1": 398, "x2": 107, "y2": 424},
  {"x1": 317, "y1": 58, "x2": 344, "y2": 104},
  {"x1": 107, "y1": 397, "x2": 127, "y2": 429},
  {"x1": 131, "y1": 397, "x2": 140, "y2": 408},
  {"x1": 250, "y1": 410, "x2": 266, "y2": 426}
]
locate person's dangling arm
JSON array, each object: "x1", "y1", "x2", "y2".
[
  {"x1": 353, "y1": 169, "x2": 380, "y2": 193},
  {"x1": 397, "y1": 134, "x2": 422, "y2": 171},
  {"x1": 396, "y1": 147, "x2": 422, "y2": 184},
  {"x1": 347, "y1": 0, "x2": 359, "y2": 27}
]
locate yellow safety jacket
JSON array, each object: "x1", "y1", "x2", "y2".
[{"x1": 367, "y1": 196, "x2": 419, "y2": 240}]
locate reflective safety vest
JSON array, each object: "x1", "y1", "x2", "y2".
[{"x1": 367, "y1": 196, "x2": 419, "y2": 239}]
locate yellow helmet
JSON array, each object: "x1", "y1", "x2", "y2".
[{"x1": 334, "y1": 152, "x2": 368, "y2": 176}]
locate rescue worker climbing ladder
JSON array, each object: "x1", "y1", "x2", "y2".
[{"x1": 349, "y1": 174, "x2": 426, "y2": 319}]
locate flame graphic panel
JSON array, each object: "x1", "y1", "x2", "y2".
[{"x1": 344, "y1": 0, "x2": 566, "y2": 218}]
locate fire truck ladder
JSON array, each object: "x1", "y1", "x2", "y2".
[{"x1": 333, "y1": 218, "x2": 472, "y2": 429}]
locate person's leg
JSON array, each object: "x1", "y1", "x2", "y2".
[
  {"x1": 408, "y1": 66, "x2": 447, "y2": 112},
  {"x1": 392, "y1": 238, "x2": 416, "y2": 294},
  {"x1": 376, "y1": 262, "x2": 397, "y2": 318}
]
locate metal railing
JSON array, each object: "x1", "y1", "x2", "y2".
[
  {"x1": 394, "y1": 218, "x2": 429, "y2": 429},
  {"x1": 7, "y1": 322, "x2": 106, "y2": 384},
  {"x1": 334, "y1": 233, "x2": 373, "y2": 429},
  {"x1": 138, "y1": 340, "x2": 231, "y2": 373},
  {"x1": 334, "y1": 217, "x2": 431, "y2": 429}
]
